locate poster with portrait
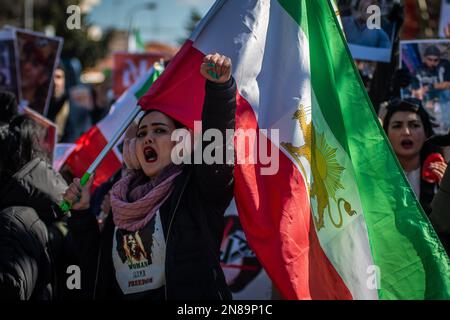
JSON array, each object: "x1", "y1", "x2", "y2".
[
  {"x1": 337, "y1": 0, "x2": 398, "y2": 62},
  {"x1": 400, "y1": 39, "x2": 450, "y2": 134},
  {"x1": 220, "y1": 199, "x2": 273, "y2": 300},
  {"x1": 0, "y1": 29, "x2": 20, "y2": 101},
  {"x1": 112, "y1": 52, "x2": 166, "y2": 98},
  {"x1": 14, "y1": 28, "x2": 63, "y2": 116},
  {"x1": 439, "y1": 0, "x2": 450, "y2": 38}
]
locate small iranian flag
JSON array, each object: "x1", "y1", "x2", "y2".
[
  {"x1": 65, "y1": 64, "x2": 163, "y2": 190},
  {"x1": 128, "y1": 28, "x2": 145, "y2": 53},
  {"x1": 138, "y1": 0, "x2": 450, "y2": 299}
]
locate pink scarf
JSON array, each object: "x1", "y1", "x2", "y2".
[{"x1": 111, "y1": 165, "x2": 183, "y2": 232}]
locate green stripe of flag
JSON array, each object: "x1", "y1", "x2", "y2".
[
  {"x1": 278, "y1": 0, "x2": 450, "y2": 299},
  {"x1": 135, "y1": 64, "x2": 164, "y2": 99}
]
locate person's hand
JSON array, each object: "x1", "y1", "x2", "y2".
[
  {"x1": 429, "y1": 161, "x2": 448, "y2": 185},
  {"x1": 432, "y1": 82, "x2": 448, "y2": 90},
  {"x1": 200, "y1": 53, "x2": 232, "y2": 84},
  {"x1": 63, "y1": 175, "x2": 94, "y2": 211},
  {"x1": 123, "y1": 138, "x2": 141, "y2": 170}
]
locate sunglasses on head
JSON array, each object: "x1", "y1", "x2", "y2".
[{"x1": 387, "y1": 97, "x2": 422, "y2": 111}]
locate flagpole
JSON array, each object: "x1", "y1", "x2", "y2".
[{"x1": 59, "y1": 105, "x2": 143, "y2": 213}]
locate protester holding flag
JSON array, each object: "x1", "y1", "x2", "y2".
[
  {"x1": 134, "y1": 0, "x2": 449, "y2": 300},
  {"x1": 383, "y1": 98, "x2": 447, "y2": 215},
  {"x1": 63, "y1": 53, "x2": 236, "y2": 300}
]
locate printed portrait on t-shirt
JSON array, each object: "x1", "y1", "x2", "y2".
[
  {"x1": 112, "y1": 212, "x2": 166, "y2": 295},
  {"x1": 115, "y1": 217, "x2": 155, "y2": 265}
]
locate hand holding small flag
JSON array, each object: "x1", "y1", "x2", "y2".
[{"x1": 63, "y1": 175, "x2": 94, "y2": 211}]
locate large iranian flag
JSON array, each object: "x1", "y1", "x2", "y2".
[{"x1": 139, "y1": 0, "x2": 450, "y2": 299}]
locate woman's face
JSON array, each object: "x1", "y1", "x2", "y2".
[
  {"x1": 387, "y1": 111, "x2": 426, "y2": 159},
  {"x1": 136, "y1": 111, "x2": 177, "y2": 178}
]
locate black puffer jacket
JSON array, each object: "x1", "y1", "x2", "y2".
[
  {"x1": 68, "y1": 78, "x2": 236, "y2": 300},
  {"x1": 0, "y1": 158, "x2": 68, "y2": 299}
]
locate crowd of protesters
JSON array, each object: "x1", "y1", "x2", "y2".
[
  {"x1": 0, "y1": 54, "x2": 238, "y2": 300},
  {"x1": 1, "y1": 2, "x2": 450, "y2": 301}
]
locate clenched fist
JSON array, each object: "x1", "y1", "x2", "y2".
[{"x1": 200, "y1": 53, "x2": 232, "y2": 84}]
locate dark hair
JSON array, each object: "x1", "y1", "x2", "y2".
[
  {"x1": 0, "y1": 115, "x2": 48, "y2": 180},
  {"x1": 137, "y1": 109, "x2": 185, "y2": 132},
  {"x1": 0, "y1": 90, "x2": 18, "y2": 123},
  {"x1": 56, "y1": 62, "x2": 66, "y2": 73},
  {"x1": 424, "y1": 45, "x2": 441, "y2": 57},
  {"x1": 383, "y1": 98, "x2": 434, "y2": 138}
]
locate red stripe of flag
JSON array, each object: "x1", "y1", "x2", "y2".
[{"x1": 65, "y1": 126, "x2": 122, "y2": 191}]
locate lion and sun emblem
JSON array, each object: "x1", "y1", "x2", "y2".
[{"x1": 281, "y1": 104, "x2": 357, "y2": 231}]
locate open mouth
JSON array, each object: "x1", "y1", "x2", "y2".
[
  {"x1": 400, "y1": 139, "x2": 414, "y2": 150},
  {"x1": 143, "y1": 146, "x2": 158, "y2": 163}
]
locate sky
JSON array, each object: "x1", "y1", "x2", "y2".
[{"x1": 87, "y1": 0, "x2": 215, "y2": 46}]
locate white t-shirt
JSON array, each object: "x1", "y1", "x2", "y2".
[
  {"x1": 405, "y1": 167, "x2": 421, "y2": 198},
  {"x1": 112, "y1": 210, "x2": 166, "y2": 295}
]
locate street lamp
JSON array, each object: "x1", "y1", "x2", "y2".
[
  {"x1": 126, "y1": 2, "x2": 157, "y2": 51},
  {"x1": 24, "y1": 0, "x2": 33, "y2": 30}
]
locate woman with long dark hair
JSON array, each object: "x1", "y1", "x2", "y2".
[
  {"x1": 0, "y1": 115, "x2": 69, "y2": 299},
  {"x1": 383, "y1": 98, "x2": 448, "y2": 214}
]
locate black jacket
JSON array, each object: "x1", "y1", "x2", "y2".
[
  {"x1": 430, "y1": 167, "x2": 450, "y2": 256},
  {"x1": 419, "y1": 177, "x2": 437, "y2": 216},
  {"x1": 68, "y1": 78, "x2": 236, "y2": 300},
  {"x1": 0, "y1": 158, "x2": 68, "y2": 299}
]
